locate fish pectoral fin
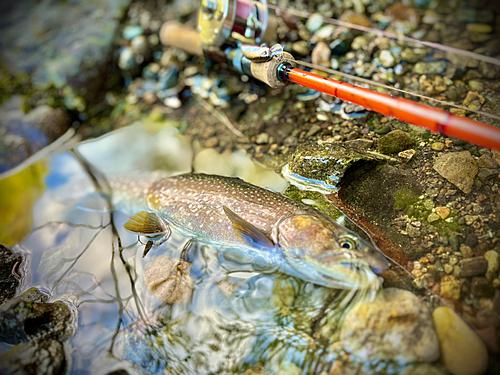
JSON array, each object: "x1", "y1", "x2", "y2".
[
  {"x1": 223, "y1": 205, "x2": 275, "y2": 248},
  {"x1": 124, "y1": 211, "x2": 165, "y2": 235}
]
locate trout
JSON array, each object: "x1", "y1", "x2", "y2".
[{"x1": 111, "y1": 173, "x2": 387, "y2": 290}]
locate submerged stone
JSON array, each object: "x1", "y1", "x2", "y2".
[
  {"x1": 432, "y1": 306, "x2": 488, "y2": 375},
  {"x1": 340, "y1": 288, "x2": 440, "y2": 364},
  {"x1": 143, "y1": 255, "x2": 193, "y2": 304},
  {"x1": 282, "y1": 143, "x2": 388, "y2": 193}
]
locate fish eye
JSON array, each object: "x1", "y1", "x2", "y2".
[{"x1": 338, "y1": 235, "x2": 358, "y2": 250}]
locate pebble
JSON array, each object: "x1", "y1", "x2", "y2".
[
  {"x1": 414, "y1": 61, "x2": 448, "y2": 75},
  {"x1": 255, "y1": 132, "x2": 269, "y2": 145},
  {"x1": 351, "y1": 36, "x2": 368, "y2": 51},
  {"x1": 484, "y1": 250, "x2": 499, "y2": 281},
  {"x1": 460, "y1": 244, "x2": 473, "y2": 259},
  {"x1": 311, "y1": 42, "x2": 331, "y2": 68},
  {"x1": 131, "y1": 35, "x2": 148, "y2": 55},
  {"x1": 142, "y1": 91, "x2": 158, "y2": 104},
  {"x1": 435, "y1": 206, "x2": 450, "y2": 220},
  {"x1": 385, "y1": 2, "x2": 420, "y2": 24},
  {"x1": 340, "y1": 288, "x2": 439, "y2": 364},
  {"x1": 463, "y1": 92, "x2": 485, "y2": 110},
  {"x1": 306, "y1": 13, "x2": 324, "y2": 33},
  {"x1": 431, "y1": 142, "x2": 445, "y2": 151},
  {"x1": 204, "y1": 136, "x2": 219, "y2": 148},
  {"x1": 441, "y1": 275, "x2": 460, "y2": 298},
  {"x1": 406, "y1": 223, "x2": 421, "y2": 238},
  {"x1": 460, "y1": 257, "x2": 488, "y2": 277},
  {"x1": 466, "y1": 23, "x2": 493, "y2": 34},
  {"x1": 379, "y1": 50, "x2": 396, "y2": 68},
  {"x1": 428, "y1": 212, "x2": 440, "y2": 222},
  {"x1": 339, "y1": 11, "x2": 371, "y2": 27},
  {"x1": 399, "y1": 149, "x2": 416, "y2": 160},
  {"x1": 292, "y1": 41, "x2": 310, "y2": 56},
  {"x1": 432, "y1": 306, "x2": 488, "y2": 375},
  {"x1": 433, "y1": 151, "x2": 478, "y2": 194},
  {"x1": 123, "y1": 25, "x2": 143, "y2": 40},
  {"x1": 163, "y1": 96, "x2": 181, "y2": 108}
]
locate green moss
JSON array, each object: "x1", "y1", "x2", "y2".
[{"x1": 393, "y1": 188, "x2": 419, "y2": 211}]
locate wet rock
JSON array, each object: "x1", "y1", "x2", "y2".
[
  {"x1": 459, "y1": 257, "x2": 488, "y2": 277},
  {"x1": 414, "y1": 61, "x2": 448, "y2": 75},
  {"x1": 0, "y1": 298, "x2": 75, "y2": 344},
  {"x1": 432, "y1": 306, "x2": 488, "y2": 375},
  {"x1": 340, "y1": 288, "x2": 439, "y2": 364},
  {"x1": 0, "y1": 338, "x2": 67, "y2": 375},
  {"x1": 484, "y1": 250, "x2": 499, "y2": 281},
  {"x1": 311, "y1": 42, "x2": 331, "y2": 68},
  {"x1": 143, "y1": 255, "x2": 193, "y2": 304},
  {"x1": 0, "y1": 96, "x2": 71, "y2": 173},
  {"x1": 0, "y1": 0, "x2": 131, "y2": 102},
  {"x1": 0, "y1": 245, "x2": 22, "y2": 305},
  {"x1": 283, "y1": 143, "x2": 385, "y2": 193},
  {"x1": 433, "y1": 152, "x2": 478, "y2": 194},
  {"x1": 306, "y1": 13, "x2": 324, "y2": 33},
  {"x1": 440, "y1": 275, "x2": 460, "y2": 299},
  {"x1": 378, "y1": 130, "x2": 413, "y2": 154}
]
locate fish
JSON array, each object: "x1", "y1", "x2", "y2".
[{"x1": 110, "y1": 173, "x2": 388, "y2": 290}]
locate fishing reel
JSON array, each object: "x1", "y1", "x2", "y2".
[
  {"x1": 160, "y1": 0, "x2": 294, "y2": 87},
  {"x1": 197, "y1": 0, "x2": 277, "y2": 48}
]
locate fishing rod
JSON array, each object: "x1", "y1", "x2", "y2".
[{"x1": 160, "y1": 0, "x2": 500, "y2": 151}]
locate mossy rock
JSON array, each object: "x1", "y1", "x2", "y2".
[
  {"x1": 378, "y1": 130, "x2": 414, "y2": 154},
  {"x1": 284, "y1": 144, "x2": 389, "y2": 193}
]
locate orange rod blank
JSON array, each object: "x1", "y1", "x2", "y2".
[{"x1": 285, "y1": 67, "x2": 500, "y2": 151}]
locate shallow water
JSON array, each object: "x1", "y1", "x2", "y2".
[{"x1": 1, "y1": 123, "x2": 437, "y2": 374}]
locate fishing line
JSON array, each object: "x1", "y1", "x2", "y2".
[
  {"x1": 269, "y1": 4, "x2": 500, "y2": 67},
  {"x1": 287, "y1": 58, "x2": 500, "y2": 122}
]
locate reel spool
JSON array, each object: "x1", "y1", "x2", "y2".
[{"x1": 198, "y1": 0, "x2": 277, "y2": 47}]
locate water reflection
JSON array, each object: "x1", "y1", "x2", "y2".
[{"x1": 3, "y1": 122, "x2": 437, "y2": 374}]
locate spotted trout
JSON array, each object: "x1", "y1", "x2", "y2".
[{"x1": 111, "y1": 173, "x2": 387, "y2": 290}]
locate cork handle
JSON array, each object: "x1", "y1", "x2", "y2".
[
  {"x1": 250, "y1": 52, "x2": 296, "y2": 88},
  {"x1": 159, "y1": 21, "x2": 203, "y2": 57}
]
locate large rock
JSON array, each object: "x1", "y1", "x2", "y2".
[
  {"x1": 0, "y1": 0, "x2": 131, "y2": 102},
  {"x1": 340, "y1": 288, "x2": 440, "y2": 364},
  {"x1": 432, "y1": 306, "x2": 488, "y2": 375},
  {"x1": 433, "y1": 151, "x2": 478, "y2": 194},
  {"x1": 0, "y1": 96, "x2": 70, "y2": 173}
]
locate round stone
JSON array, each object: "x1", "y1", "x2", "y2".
[
  {"x1": 431, "y1": 142, "x2": 445, "y2": 151},
  {"x1": 432, "y1": 306, "x2": 488, "y2": 375}
]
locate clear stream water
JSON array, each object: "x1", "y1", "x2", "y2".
[{"x1": 1, "y1": 122, "x2": 437, "y2": 375}]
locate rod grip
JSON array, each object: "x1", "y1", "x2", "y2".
[
  {"x1": 250, "y1": 52, "x2": 296, "y2": 88},
  {"x1": 159, "y1": 21, "x2": 204, "y2": 57}
]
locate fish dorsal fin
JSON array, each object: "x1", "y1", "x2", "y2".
[
  {"x1": 124, "y1": 211, "x2": 165, "y2": 236},
  {"x1": 223, "y1": 205, "x2": 275, "y2": 248}
]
